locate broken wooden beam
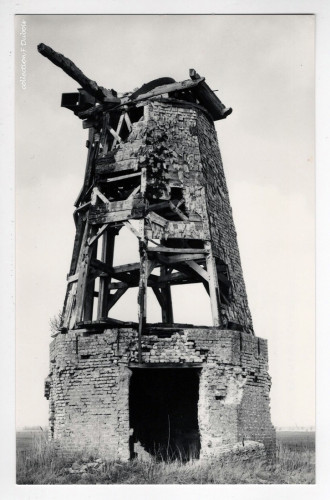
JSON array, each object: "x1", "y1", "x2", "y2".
[
  {"x1": 189, "y1": 68, "x2": 232, "y2": 121},
  {"x1": 37, "y1": 43, "x2": 120, "y2": 103}
]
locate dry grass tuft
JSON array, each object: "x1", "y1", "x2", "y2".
[{"x1": 16, "y1": 433, "x2": 315, "y2": 485}]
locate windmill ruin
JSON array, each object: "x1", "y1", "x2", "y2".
[{"x1": 40, "y1": 43, "x2": 275, "y2": 460}]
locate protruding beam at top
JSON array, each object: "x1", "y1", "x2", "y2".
[
  {"x1": 37, "y1": 43, "x2": 120, "y2": 103},
  {"x1": 190, "y1": 68, "x2": 232, "y2": 121}
]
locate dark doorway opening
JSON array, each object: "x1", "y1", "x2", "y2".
[{"x1": 129, "y1": 368, "x2": 201, "y2": 461}]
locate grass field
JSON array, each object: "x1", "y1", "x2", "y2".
[{"x1": 16, "y1": 429, "x2": 315, "y2": 484}]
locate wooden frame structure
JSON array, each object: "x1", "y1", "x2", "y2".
[{"x1": 38, "y1": 44, "x2": 235, "y2": 360}]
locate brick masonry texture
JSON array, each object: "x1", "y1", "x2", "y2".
[
  {"x1": 46, "y1": 328, "x2": 275, "y2": 459},
  {"x1": 145, "y1": 101, "x2": 254, "y2": 332}
]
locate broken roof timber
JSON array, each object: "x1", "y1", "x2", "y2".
[{"x1": 189, "y1": 68, "x2": 232, "y2": 121}]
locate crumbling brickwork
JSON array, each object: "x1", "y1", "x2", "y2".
[{"x1": 47, "y1": 328, "x2": 275, "y2": 459}]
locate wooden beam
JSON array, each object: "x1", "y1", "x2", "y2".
[
  {"x1": 152, "y1": 286, "x2": 166, "y2": 309},
  {"x1": 109, "y1": 281, "x2": 132, "y2": 290},
  {"x1": 91, "y1": 259, "x2": 139, "y2": 276},
  {"x1": 137, "y1": 241, "x2": 147, "y2": 363},
  {"x1": 156, "y1": 253, "x2": 206, "y2": 265},
  {"x1": 37, "y1": 43, "x2": 120, "y2": 103},
  {"x1": 129, "y1": 362, "x2": 203, "y2": 369},
  {"x1": 88, "y1": 223, "x2": 109, "y2": 246},
  {"x1": 147, "y1": 211, "x2": 168, "y2": 228},
  {"x1": 127, "y1": 185, "x2": 141, "y2": 199},
  {"x1": 130, "y1": 77, "x2": 204, "y2": 103},
  {"x1": 62, "y1": 220, "x2": 90, "y2": 329},
  {"x1": 184, "y1": 260, "x2": 209, "y2": 281},
  {"x1": 74, "y1": 128, "x2": 97, "y2": 207},
  {"x1": 123, "y1": 221, "x2": 141, "y2": 239},
  {"x1": 107, "y1": 285, "x2": 129, "y2": 311},
  {"x1": 169, "y1": 201, "x2": 189, "y2": 221},
  {"x1": 93, "y1": 187, "x2": 110, "y2": 205},
  {"x1": 67, "y1": 273, "x2": 79, "y2": 284},
  {"x1": 100, "y1": 112, "x2": 110, "y2": 155},
  {"x1": 110, "y1": 112, "x2": 125, "y2": 150},
  {"x1": 69, "y1": 216, "x2": 86, "y2": 275},
  {"x1": 147, "y1": 246, "x2": 207, "y2": 254},
  {"x1": 97, "y1": 229, "x2": 115, "y2": 318},
  {"x1": 73, "y1": 201, "x2": 91, "y2": 215},
  {"x1": 189, "y1": 69, "x2": 232, "y2": 121},
  {"x1": 84, "y1": 243, "x2": 97, "y2": 321},
  {"x1": 124, "y1": 112, "x2": 132, "y2": 132},
  {"x1": 105, "y1": 171, "x2": 141, "y2": 183},
  {"x1": 74, "y1": 225, "x2": 96, "y2": 324},
  {"x1": 205, "y1": 242, "x2": 221, "y2": 327},
  {"x1": 160, "y1": 266, "x2": 173, "y2": 323}
]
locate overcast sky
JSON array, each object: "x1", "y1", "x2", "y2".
[{"x1": 15, "y1": 14, "x2": 314, "y2": 429}]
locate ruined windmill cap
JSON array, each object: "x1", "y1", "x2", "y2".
[{"x1": 130, "y1": 77, "x2": 176, "y2": 100}]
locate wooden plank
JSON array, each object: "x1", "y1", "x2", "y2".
[
  {"x1": 62, "y1": 219, "x2": 90, "y2": 329},
  {"x1": 95, "y1": 158, "x2": 139, "y2": 178},
  {"x1": 137, "y1": 238, "x2": 147, "y2": 363},
  {"x1": 69, "y1": 216, "x2": 85, "y2": 275},
  {"x1": 105, "y1": 171, "x2": 141, "y2": 183},
  {"x1": 189, "y1": 69, "x2": 232, "y2": 121},
  {"x1": 160, "y1": 266, "x2": 173, "y2": 323},
  {"x1": 97, "y1": 229, "x2": 115, "y2": 318},
  {"x1": 123, "y1": 221, "x2": 141, "y2": 239},
  {"x1": 157, "y1": 270, "x2": 192, "y2": 284},
  {"x1": 129, "y1": 362, "x2": 203, "y2": 369},
  {"x1": 91, "y1": 259, "x2": 141, "y2": 277},
  {"x1": 74, "y1": 225, "x2": 96, "y2": 324},
  {"x1": 124, "y1": 112, "x2": 132, "y2": 132},
  {"x1": 169, "y1": 201, "x2": 189, "y2": 221},
  {"x1": 152, "y1": 286, "x2": 166, "y2": 309},
  {"x1": 88, "y1": 223, "x2": 109, "y2": 246},
  {"x1": 147, "y1": 211, "x2": 168, "y2": 228},
  {"x1": 148, "y1": 201, "x2": 170, "y2": 212},
  {"x1": 140, "y1": 167, "x2": 147, "y2": 194},
  {"x1": 157, "y1": 253, "x2": 206, "y2": 265},
  {"x1": 93, "y1": 187, "x2": 110, "y2": 205},
  {"x1": 130, "y1": 78, "x2": 204, "y2": 103},
  {"x1": 109, "y1": 281, "x2": 132, "y2": 290},
  {"x1": 73, "y1": 201, "x2": 91, "y2": 215},
  {"x1": 110, "y1": 112, "x2": 125, "y2": 150},
  {"x1": 37, "y1": 43, "x2": 120, "y2": 103},
  {"x1": 127, "y1": 185, "x2": 141, "y2": 199},
  {"x1": 184, "y1": 260, "x2": 209, "y2": 281},
  {"x1": 84, "y1": 243, "x2": 97, "y2": 321},
  {"x1": 109, "y1": 127, "x2": 122, "y2": 144},
  {"x1": 147, "y1": 246, "x2": 207, "y2": 254},
  {"x1": 108, "y1": 285, "x2": 129, "y2": 311},
  {"x1": 205, "y1": 242, "x2": 221, "y2": 327},
  {"x1": 67, "y1": 273, "x2": 79, "y2": 284},
  {"x1": 100, "y1": 112, "x2": 110, "y2": 155},
  {"x1": 89, "y1": 207, "x2": 144, "y2": 225},
  {"x1": 74, "y1": 127, "x2": 97, "y2": 207}
]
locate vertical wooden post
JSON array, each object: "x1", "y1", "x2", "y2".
[
  {"x1": 62, "y1": 219, "x2": 90, "y2": 329},
  {"x1": 75, "y1": 224, "x2": 96, "y2": 324},
  {"x1": 97, "y1": 229, "x2": 115, "y2": 319},
  {"x1": 83, "y1": 243, "x2": 97, "y2": 321},
  {"x1": 205, "y1": 241, "x2": 222, "y2": 327},
  {"x1": 160, "y1": 265, "x2": 173, "y2": 324},
  {"x1": 137, "y1": 167, "x2": 147, "y2": 362},
  {"x1": 137, "y1": 238, "x2": 148, "y2": 363}
]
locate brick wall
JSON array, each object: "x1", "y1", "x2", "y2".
[{"x1": 47, "y1": 328, "x2": 275, "y2": 459}]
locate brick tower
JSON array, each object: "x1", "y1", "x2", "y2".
[{"x1": 40, "y1": 44, "x2": 275, "y2": 460}]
